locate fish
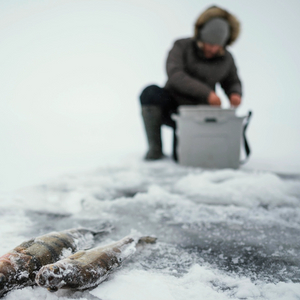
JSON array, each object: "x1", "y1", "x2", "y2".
[
  {"x1": 0, "y1": 227, "x2": 110, "y2": 297},
  {"x1": 36, "y1": 235, "x2": 157, "y2": 292}
]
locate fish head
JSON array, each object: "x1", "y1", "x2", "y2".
[
  {"x1": 0, "y1": 255, "x2": 18, "y2": 296},
  {"x1": 0, "y1": 267, "x2": 16, "y2": 297},
  {"x1": 36, "y1": 264, "x2": 70, "y2": 292}
]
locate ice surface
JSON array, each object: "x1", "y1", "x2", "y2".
[
  {"x1": 1, "y1": 0, "x2": 300, "y2": 298},
  {"x1": 1, "y1": 158, "x2": 300, "y2": 299},
  {"x1": 91, "y1": 265, "x2": 300, "y2": 300}
]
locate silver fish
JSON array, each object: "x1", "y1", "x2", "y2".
[
  {"x1": 0, "y1": 227, "x2": 108, "y2": 297},
  {"x1": 36, "y1": 235, "x2": 157, "y2": 292}
]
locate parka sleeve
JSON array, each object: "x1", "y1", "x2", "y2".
[
  {"x1": 220, "y1": 54, "x2": 242, "y2": 97},
  {"x1": 166, "y1": 40, "x2": 212, "y2": 101}
]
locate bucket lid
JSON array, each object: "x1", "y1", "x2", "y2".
[{"x1": 179, "y1": 106, "x2": 236, "y2": 117}]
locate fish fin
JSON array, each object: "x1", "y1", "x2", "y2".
[
  {"x1": 69, "y1": 250, "x2": 86, "y2": 260},
  {"x1": 91, "y1": 223, "x2": 114, "y2": 236},
  {"x1": 17, "y1": 238, "x2": 35, "y2": 249},
  {"x1": 83, "y1": 225, "x2": 114, "y2": 250},
  {"x1": 137, "y1": 236, "x2": 157, "y2": 245}
]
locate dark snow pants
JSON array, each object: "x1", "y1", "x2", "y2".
[{"x1": 139, "y1": 85, "x2": 178, "y2": 129}]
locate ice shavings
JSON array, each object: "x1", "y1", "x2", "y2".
[
  {"x1": 67, "y1": 230, "x2": 95, "y2": 251},
  {"x1": 78, "y1": 182, "x2": 300, "y2": 235},
  {"x1": 59, "y1": 248, "x2": 74, "y2": 260},
  {"x1": 4, "y1": 286, "x2": 60, "y2": 300},
  {"x1": 1, "y1": 159, "x2": 300, "y2": 299},
  {"x1": 5, "y1": 284, "x2": 100, "y2": 300},
  {"x1": 6, "y1": 161, "x2": 299, "y2": 215},
  {"x1": 174, "y1": 170, "x2": 300, "y2": 207},
  {"x1": 114, "y1": 240, "x2": 136, "y2": 264},
  {"x1": 91, "y1": 264, "x2": 300, "y2": 300}
]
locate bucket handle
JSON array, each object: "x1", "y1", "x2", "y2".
[
  {"x1": 240, "y1": 111, "x2": 252, "y2": 165},
  {"x1": 205, "y1": 118, "x2": 217, "y2": 123}
]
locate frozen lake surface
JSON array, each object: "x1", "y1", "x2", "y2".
[{"x1": 1, "y1": 158, "x2": 300, "y2": 300}]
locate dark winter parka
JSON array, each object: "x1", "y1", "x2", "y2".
[{"x1": 164, "y1": 6, "x2": 242, "y2": 105}]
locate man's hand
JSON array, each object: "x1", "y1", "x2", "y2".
[
  {"x1": 230, "y1": 93, "x2": 242, "y2": 107},
  {"x1": 207, "y1": 91, "x2": 221, "y2": 106}
]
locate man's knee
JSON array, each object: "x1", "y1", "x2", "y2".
[{"x1": 140, "y1": 85, "x2": 163, "y2": 106}]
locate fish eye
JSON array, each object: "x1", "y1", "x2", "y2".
[
  {"x1": 48, "y1": 286, "x2": 58, "y2": 292},
  {"x1": 52, "y1": 266, "x2": 60, "y2": 274},
  {"x1": 0, "y1": 274, "x2": 6, "y2": 283}
]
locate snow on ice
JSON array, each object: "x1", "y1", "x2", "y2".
[{"x1": 1, "y1": 158, "x2": 300, "y2": 300}]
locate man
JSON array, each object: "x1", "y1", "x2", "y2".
[{"x1": 140, "y1": 5, "x2": 242, "y2": 160}]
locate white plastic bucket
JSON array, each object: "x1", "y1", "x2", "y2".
[{"x1": 172, "y1": 106, "x2": 248, "y2": 169}]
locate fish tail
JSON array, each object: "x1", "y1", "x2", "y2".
[
  {"x1": 91, "y1": 225, "x2": 114, "y2": 237},
  {"x1": 91, "y1": 223, "x2": 114, "y2": 237}
]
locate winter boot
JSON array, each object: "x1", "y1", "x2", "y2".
[{"x1": 141, "y1": 105, "x2": 163, "y2": 160}]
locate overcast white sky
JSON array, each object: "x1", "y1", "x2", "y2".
[{"x1": 0, "y1": 0, "x2": 299, "y2": 192}]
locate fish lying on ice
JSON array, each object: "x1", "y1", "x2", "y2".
[
  {"x1": 36, "y1": 235, "x2": 157, "y2": 292},
  {"x1": 0, "y1": 227, "x2": 109, "y2": 297}
]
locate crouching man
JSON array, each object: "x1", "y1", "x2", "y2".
[{"x1": 140, "y1": 5, "x2": 242, "y2": 160}]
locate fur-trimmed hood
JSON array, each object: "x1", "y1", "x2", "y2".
[{"x1": 194, "y1": 6, "x2": 240, "y2": 46}]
